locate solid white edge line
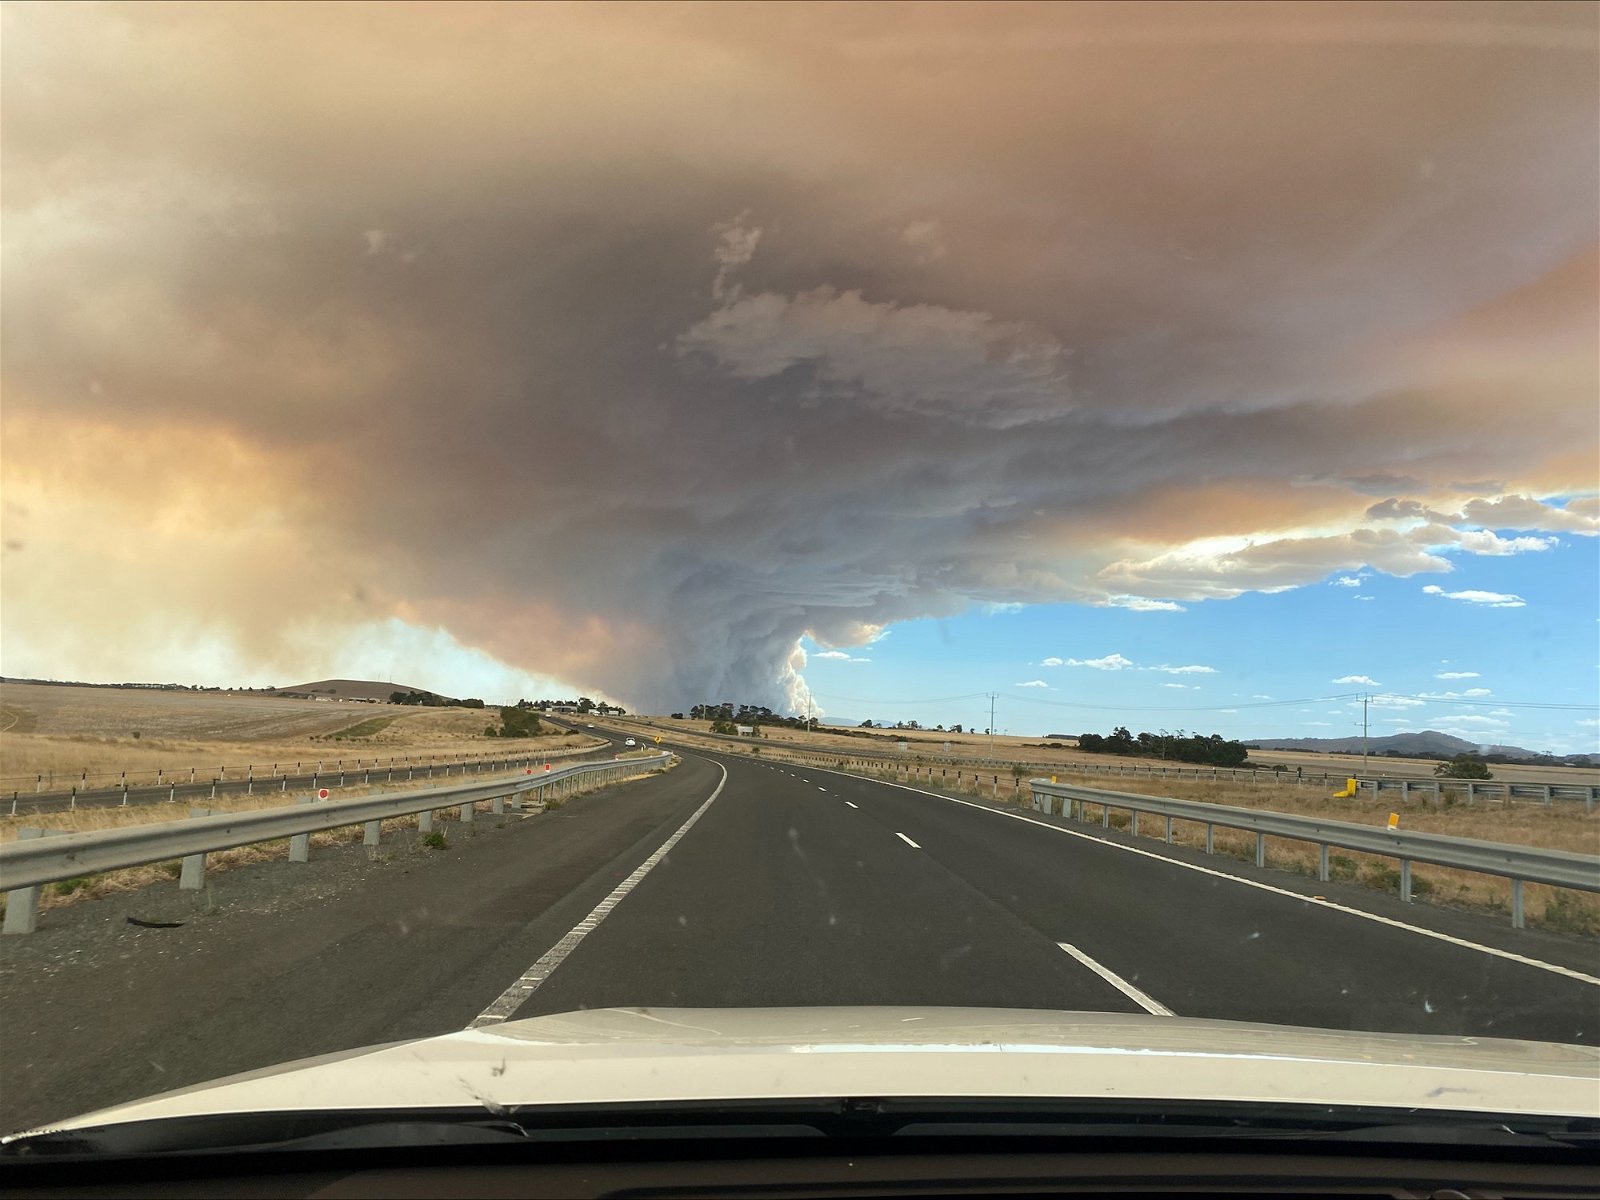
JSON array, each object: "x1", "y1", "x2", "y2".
[
  {"x1": 896, "y1": 831, "x2": 921, "y2": 849},
  {"x1": 798, "y1": 762, "x2": 1600, "y2": 988},
  {"x1": 468, "y1": 761, "x2": 728, "y2": 1029},
  {"x1": 1058, "y1": 942, "x2": 1174, "y2": 1016}
]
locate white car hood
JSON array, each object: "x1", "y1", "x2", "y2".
[{"x1": 22, "y1": 1007, "x2": 1600, "y2": 1134}]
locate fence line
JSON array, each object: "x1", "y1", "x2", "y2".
[
  {"x1": 1027, "y1": 779, "x2": 1600, "y2": 930},
  {"x1": 0, "y1": 754, "x2": 673, "y2": 934}
]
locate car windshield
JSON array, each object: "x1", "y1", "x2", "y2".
[{"x1": 1, "y1": 0, "x2": 1596, "y2": 1148}]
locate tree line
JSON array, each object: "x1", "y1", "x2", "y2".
[
  {"x1": 389, "y1": 690, "x2": 484, "y2": 708},
  {"x1": 1075, "y1": 727, "x2": 1250, "y2": 767}
]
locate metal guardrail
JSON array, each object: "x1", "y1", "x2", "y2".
[
  {"x1": 0, "y1": 753, "x2": 672, "y2": 934},
  {"x1": 604, "y1": 718, "x2": 1600, "y2": 805},
  {"x1": 1028, "y1": 780, "x2": 1600, "y2": 930}
]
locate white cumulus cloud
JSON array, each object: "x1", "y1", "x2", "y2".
[
  {"x1": 1436, "y1": 671, "x2": 1480, "y2": 679},
  {"x1": 1421, "y1": 585, "x2": 1527, "y2": 607},
  {"x1": 1015, "y1": 679, "x2": 1051, "y2": 688},
  {"x1": 1333, "y1": 674, "x2": 1379, "y2": 685},
  {"x1": 1100, "y1": 595, "x2": 1187, "y2": 612},
  {"x1": 1064, "y1": 653, "x2": 1135, "y2": 670}
]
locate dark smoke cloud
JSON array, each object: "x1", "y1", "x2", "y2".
[{"x1": 3, "y1": 2, "x2": 1596, "y2": 710}]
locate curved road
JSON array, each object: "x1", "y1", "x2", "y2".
[{"x1": 1, "y1": 727, "x2": 1595, "y2": 1132}]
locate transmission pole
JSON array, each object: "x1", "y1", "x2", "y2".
[
  {"x1": 987, "y1": 693, "x2": 998, "y2": 760},
  {"x1": 1362, "y1": 693, "x2": 1370, "y2": 775}
]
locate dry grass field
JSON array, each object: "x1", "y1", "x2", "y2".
[
  {"x1": 636, "y1": 715, "x2": 1600, "y2": 787},
  {"x1": 0, "y1": 683, "x2": 598, "y2": 791}
]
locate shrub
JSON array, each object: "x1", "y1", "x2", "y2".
[
  {"x1": 1362, "y1": 863, "x2": 1401, "y2": 892},
  {"x1": 422, "y1": 831, "x2": 448, "y2": 850},
  {"x1": 1541, "y1": 890, "x2": 1600, "y2": 935}
]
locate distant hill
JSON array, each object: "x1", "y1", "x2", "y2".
[
  {"x1": 1249, "y1": 731, "x2": 1490, "y2": 756},
  {"x1": 1246, "y1": 729, "x2": 1597, "y2": 767},
  {"x1": 281, "y1": 679, "x2": 439, "y2": 702}
]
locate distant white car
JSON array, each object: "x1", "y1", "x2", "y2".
[
  {"x1": 624, "y1": 738, "x2": 636, "y2": 747},
  {"x1": 587, "y1": 723, "x2": 595, "y2": 728}
]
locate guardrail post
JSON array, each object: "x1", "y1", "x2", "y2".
[
  {"x1": 418, "y1": 808, "x2": 433, "y2": 833},
  {"x1": 1164, "y1": 815, "x2": 1173, "y2": 844},
  {"x1": 1318, "y1": 843, "x2": 1329, "y2": 882},
  {"x1": 1400, "y1": 780, "x2": 1411, "y2": 800},
  {"x1": 363, "y1": 819, "x2": 382, "y2": 851},
  {"x1": 1102, "y1": 804, "x2": 1109, "y2": 828},
  {"x1": 1511, "y1": 878, "x2": 1525, "y2": 929},
  {"x1": 1255, "y1": 832, "x2": 1266, "y2": 868},
  {"x1": 2, "y1": 828, "x2": 46, "y2": 934},
  {"x1": 460, "y1": 799, "x2": 474, "y2": 826},
  {"x1": 179, "y1": 808, "x2": 213, "y2": 888},
  {"x1": 1130, "y1": 811, "x2": 1139, "y2": 837},
  {"x1": 491, "y1": 795, "x2": 504, "y2": 815},
  {"x1": 1541, "y1": 785, "x2": 1552, "y2": 806},
  {"x1": 1400, "y1": 859, "x2": 1412, "y2": 903},
  {"x1": 289, "y1": 797, "x2": 314, "y2": 862},
  {"x1": 1205, "y1": 823, "x2": 1214, "y2": 855},
  {"x1": 1466, "y1": 780, "x2": 1476, "y2": 805}
]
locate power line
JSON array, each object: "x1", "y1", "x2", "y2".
[
  {"x1": 1005, "y1": 692, "x2": 1366, "y2": 713},
  {"x1": 1385, "y1": 695, "x2": 1598, "y2": 712},
  {"x1": 808, "y1": 690, "x2": 993, "y2": 706}
]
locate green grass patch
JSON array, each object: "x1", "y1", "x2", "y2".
[
  {"x1": 422, "y1": 831, "x2": 448, "y2": 850},
  {"x1": 330, "y1": 715, "x2": 403, "y2": 740}
]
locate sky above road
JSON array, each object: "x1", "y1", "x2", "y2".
[{"x1": 2, "y1": 2, "x2": 1596, "y2": 750}]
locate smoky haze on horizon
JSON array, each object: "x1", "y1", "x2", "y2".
[{"x1": 2, "y1": 2, "x2": 1597, "y2": 713}]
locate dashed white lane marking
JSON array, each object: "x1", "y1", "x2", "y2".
[
  {"x1": 797, "y1": 764, "x2": 1600, "y2": 988},
  {"x1": 845, "y1": 801, "x2": 859, "y2": 809},
  {"x1": 469, "y1": 762, "x2": 728, "y2": 1029},
  {"x1": 895, "y1": 832, "x2": 921, "y2": 849},
  {"x1": 817, "y1": 786, "x2": 827, "y2": 792},
  {"x1": 1058, "y1": 942, "x2": 1174, "y2": 1016}
]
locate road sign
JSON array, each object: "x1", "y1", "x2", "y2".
[{"x1": 317, "y1": 788, "x2": 329, "y2": 800}]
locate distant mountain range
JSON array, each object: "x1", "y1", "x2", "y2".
[{"x1": 1246, "y1": 729, "x2": 1598, "y2": 767}]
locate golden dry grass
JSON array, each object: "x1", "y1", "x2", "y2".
[
  {"x1": 4, "y1": 755, "x2": 681, "y2": 913},
  {"x1": 0, "y1": 684, "x2": 604, "y2": 792},
  {"x1": 636, "y1": 714, "x2": 1599, "y2": 787}
]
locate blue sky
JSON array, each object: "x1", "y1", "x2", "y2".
[
  {"x1": 4, "y1": 6, "x2": 1595, "y2": 747},
  {"x1": 802, "y1": 535, "x2": 1600, "y2": 754}
]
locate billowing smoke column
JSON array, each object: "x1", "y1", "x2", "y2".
[{"x1": 2, "y1": 5, "x2": 1595, "y2": 711}]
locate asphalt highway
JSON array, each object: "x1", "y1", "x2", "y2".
[{"x1": 1, "y1": 731, "x2": 1595, "y2": 1132}]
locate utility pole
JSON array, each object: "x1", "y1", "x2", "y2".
[
  {"x1": 987, "y1": 693, "x2": 998, "y2": 760},
  {"x1": 1362, "y1": 693, "x2": 1370, "y2": 775}
]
